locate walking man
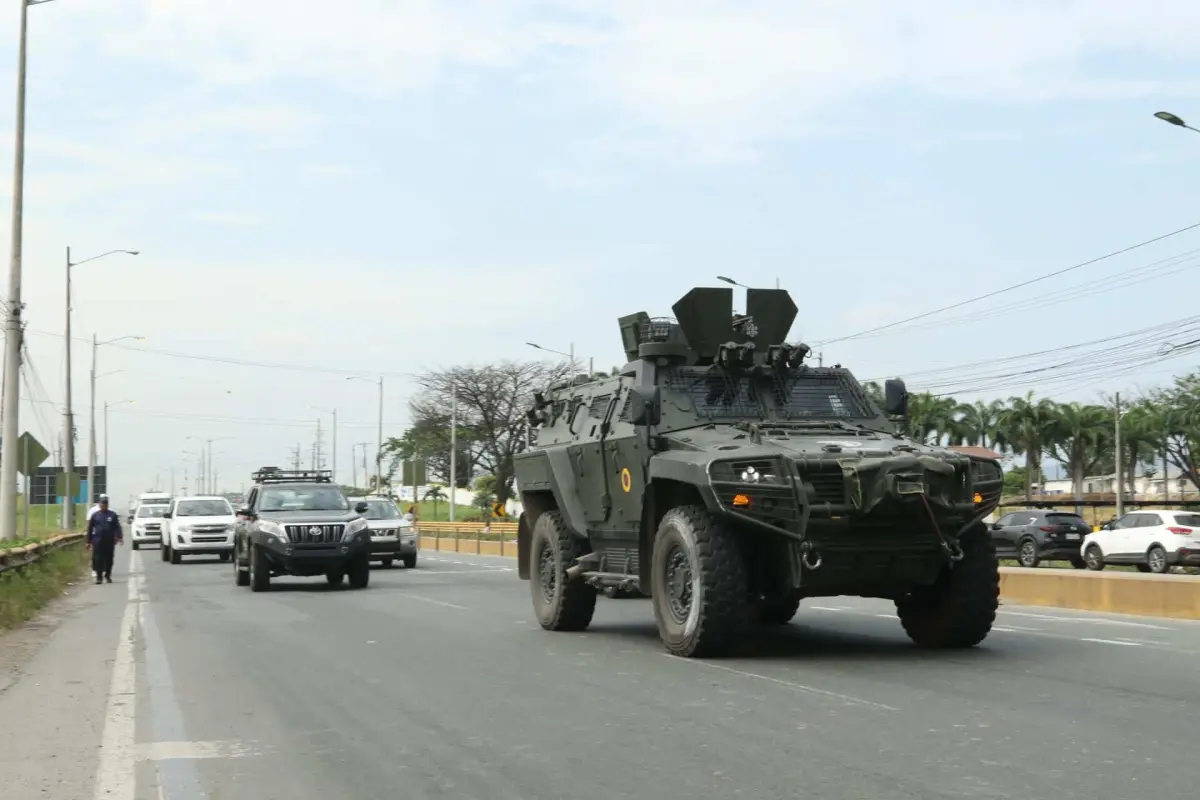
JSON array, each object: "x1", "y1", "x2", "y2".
[{"x1": 86, "y1": 494, "x2": 123, "y2": 584}]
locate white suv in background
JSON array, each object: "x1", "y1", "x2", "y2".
[
  {"x1": 1080, "y1": 509, "x2": 1200, "y2": 573},
  {"x1": 160, "y1": 495, "x2": 237, "y2": 565},
  {"x1": 130, "y1": 504, "x2": 167, "y2": 550}
]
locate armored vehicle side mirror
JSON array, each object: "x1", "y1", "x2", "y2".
[
  {"x1": 354, "y1": 501, "x2": 369, "y2": 514},
  {"x1": 884, "y1": 378, "x2": 909, "y2": 418},
  {"x1": 629, "y1": 385, "x2": 661, "y2": 426}
]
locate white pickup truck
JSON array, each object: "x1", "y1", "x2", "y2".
[{"x1": 160, "y1": 495, "x2": 237, "y2": 565}]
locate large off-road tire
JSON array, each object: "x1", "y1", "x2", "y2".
[
  {"x1": 249, "y1": 545, "x2": 271, "y2": 592},
  {"x1": 651, "y1": 505, "x2": 749, "y2": 658},
  {"x1": 529, "y1": 510, "x2": 596, "y2": 631},
  {"x1": 757, "y1": 592, "x2": 802, "y2": 625},
  {"x1": 347, "y1": 555, "x2": 371, "y2": 589},
  {"x1": 895, "y1": 523, "x2": 998, "y2": 649}
]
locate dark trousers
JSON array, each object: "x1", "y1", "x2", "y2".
[{"x1": 91, "y1": 538, "x2": 116, "y2": 578}]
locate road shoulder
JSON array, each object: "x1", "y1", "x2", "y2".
[{"x1": 0, "y1": 552, "x2": 130, "y2": 799}]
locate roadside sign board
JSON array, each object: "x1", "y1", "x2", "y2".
[
  {"x1": 492, "y1": 502, "x2": 507, "y2": 519},
  {"x1": 401, "y1": 460, "x2": 427, "y2": 486},
  {"x1": 16, "y1": 432, "x2": 48, "y2": 477},
  {"x1": 55, "y1": 470, "x2": 81, "y2": 499}
]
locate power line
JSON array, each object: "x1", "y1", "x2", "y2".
[{"x1": 814, "y1": 219, "x2": 1200, "y2": 346}]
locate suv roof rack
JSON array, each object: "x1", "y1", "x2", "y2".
[{"x1": 251, "y1": 467, "x2": 334, "y2": 485}]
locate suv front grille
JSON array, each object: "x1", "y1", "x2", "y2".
[{"x1": 284, "y1": 524, "x2": 345, "y2": 544}]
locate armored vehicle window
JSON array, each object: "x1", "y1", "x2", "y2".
[
  {"x1": 771, "y1": 371, "x2": 871, "y2": 419},
  {"x1": 666, "y1": 368, "x2": 761, "y2": 418}
]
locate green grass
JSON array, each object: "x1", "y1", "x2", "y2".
[
  {"x1": 0, "y1": 541, "x2": 89, "y2": 631},
  {"x1": 411, "y1": 500, "x2": 503, "y2": 523}
]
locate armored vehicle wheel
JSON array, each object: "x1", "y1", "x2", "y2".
[
  {"x1": 895, "y1": 523, "x2": 998, "y2": 649},
  {"x1": 530, "y1": 510, "x2": 597, "y2": 631},
  {"x1": 757, "y1": 592, "x2": 802, "y2": 625},
  {"x1": 650, "y1": 505, "x2": 749, "y2": 658}
]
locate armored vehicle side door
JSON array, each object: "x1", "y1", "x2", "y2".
[
  {"x1": 568, "y1": 394, "x2": 617, "y2": 524},
  {"x1": 608, "y1": 391, "x2": 647, "y2": 534}
]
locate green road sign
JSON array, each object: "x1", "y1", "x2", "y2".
[
  {"x1": 401, "y1": 460, "x2": 427, "y2": 486},
  {"x1": 55, "y1": 470, "x2": 81, "y2": 498},
  {"x1": 16, "y1": 432, "x2": 48, "y2": 478}
]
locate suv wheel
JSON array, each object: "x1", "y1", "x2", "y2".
[
  {"x1": 403, "y1": 553, "x2": 417, "y2": 569},
  {"x1": 650, "y1": 505, "x2": 749, "y2": 658},
  {"x1": 326, "y1": 570, "x2": 344, "y2": 587},
  {"x1": 530, "y1": 510, "x2": 596, "y2": 631},
  {"x1": 1084, "y1": 544, "x2": 1105, "y2": 571},
  {"x1": 234, "y1": 546, "x2": 250, "y2": 586},
  {"x1": 249, "y1": 545, "x2": 270, "y2": 592},
  {"x1": 1017, "y1": 538, "x2": 1039, "y2": 568},
  {"x1": 347, "y1": 555, "x2": 370, "y2": 589},
  {"x1": 895, "y1": 523, "x2": 999, "y2": 649},
  {"x1": 161, "y1": 544, "x2": 170, "y2": 562}
]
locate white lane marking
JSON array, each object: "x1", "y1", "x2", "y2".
[
  {"x1": 808, "y1": 606, "x2": 849, "y2": 612},
  {"x1": 991, "y1": 625, "x2": 1042, "y2": 633},
  {"x1": 136, "y1": 740, "x2": 257, "y2": 761},
  {"x1": 92, "y1": 550, "x2": 142, "y2": 800},
  {"x1": 663, "y1": 656, "x2": 899, "y2": 711},
  {"x1": 406, "y1": 569, "x2": 513, "y2": 575},
  {"x1": 1080, "y1": 637, "x2": 1143, "y2": 646},
  {"x1": 1000, "y1": 610, "x2": 1170, "y2": 630},
  {"x1": 405, "y1": 594, "x2": 468, "y2": 610}
]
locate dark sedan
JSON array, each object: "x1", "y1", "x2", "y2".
[{"x1": 989, "y1": 509, "x2": 1091, "y2": 568}]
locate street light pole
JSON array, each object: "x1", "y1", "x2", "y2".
[
  {"x1": 62, "y1": 247, "x2": 75, "y2": 529},
  {"x1": 449, "y1": 390, "x2": 456, "y2": 522},
  {"x1": 376, "y1": 377, "x2": 383, "y2": 492},
  {"x1": 0, "y1": 0, "x2": 39, "y2": 541},
  {"x1": 88, "y1": 336, "x2": 139, "y2": 509},
  {"x1": 1154, "y1": 111, "x2": 1200, "y2": 134}
]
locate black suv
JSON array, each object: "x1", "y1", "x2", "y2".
[
  {"x1": 989, "y1": 509, "x2": 1091, "y2": 568},
  {"x1": 233, "y1": 468, "x2": 373, "y2": 591}
]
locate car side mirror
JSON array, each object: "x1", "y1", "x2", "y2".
[
  {"x1": 629, "y1": 385, "x2": 661, "y2": 426},
  {"x1": 884, "y1": 378, "x2": 909, "y2": 418},
  {"x1": 161, "y1": 511, "x2": 172, "y2": 519},
  {"x1": 237, "y1": 507, "x2": 253, "y2": 518},
  {"x1": 991, "y1": 522, "x2": 1002, "y2": 530},
  {"x1": 354, "y1": 501, "x2": 369, "y2": 514}
]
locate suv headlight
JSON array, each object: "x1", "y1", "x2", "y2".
[
  {"x1": 175, "y1": 524, "x2": 192, "y2": 533},
  {"x1": 259, "y1": 520, "x2": 287, "y2": 543},
  {"x1": 343, "y1": 518, "x2": 369, "y2": 540}
]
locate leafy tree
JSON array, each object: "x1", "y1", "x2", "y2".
[{"x1": 406, "y1": 360, "x2": 572, "y2": 504}]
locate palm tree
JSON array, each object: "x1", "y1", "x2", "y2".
[
  {"x1": 423, "y1": 485, "x2": 447, "y2": 520},
  {"x1": 999, "y1": 392, "x2": 1059, "y2": 502},
  {"x1": 953, "y1": 399, "x2": 1008, "y2": 451},
  {"x1": 1116, "y1": 405, "x2": 1158, "y2": 501},
  {"x1": 906, "y1": 393, "x2": 960, "y2": 445},
  {"x1": 1048, "y1": 402, "x2": 1109, "y2": 506}
]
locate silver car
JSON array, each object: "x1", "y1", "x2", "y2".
[{"x1": 352, "y1": 495, "x2": 418, "y2": 568}]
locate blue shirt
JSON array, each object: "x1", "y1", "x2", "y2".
[{"x1": 87, "y1": 509, "x2": 123, "y2": 544}]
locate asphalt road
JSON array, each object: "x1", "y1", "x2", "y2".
[{"x1": 2, "y1": 546, "x2": 1200, "y2": 800}]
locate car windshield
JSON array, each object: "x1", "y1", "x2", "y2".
[
  {"x1": 176, "y1": 499, "x2": 233, "y2": 517},
  {"x1": 361, "y1": 500, "x2": 400, "y2": 520},
  {"x1": 137, "y1": 506, "x2": 167, "y2": 518},
  {"x1": 259, "y1": 487, "x2": 349, "y2": 512}
]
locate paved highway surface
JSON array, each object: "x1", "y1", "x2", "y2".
[{"x1": 1, "y1": 548, "x2": 1198, "y2": 799}]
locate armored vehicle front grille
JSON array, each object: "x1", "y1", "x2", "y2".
[
  {"x1": 802, "y1": 466, "x2": 846, "y2": 504},
  {"x1": 284, "y1": 524, "x2": 345, "y2": 544}
]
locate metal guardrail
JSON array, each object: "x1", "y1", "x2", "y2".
[
  {"x1": 417, "y1": 521, "x2": 519, "y2": 535},
  {"x1": 0, "y1": 533, "x2": 86, "y2": 575}
]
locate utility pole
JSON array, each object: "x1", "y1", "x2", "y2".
[
  {"x1": 330, "y1": 408, "x2": 337, "y2": 483},
  {"x1": 817, "y1": 352, "x2": 824, "y2": 368},
  {"x1": 449, "y1": 390, "x2": 457, "y2": 522},
  {"x1": 313, "y1": 417, "x2": 323, "y2": 470},
  {"x1": 356, "y1": 442, "x2": 370, "y2": 491},
  {"x1": 0, "y1": 0, "x2": 33, "y2": 540},
  {"x1": 375, "y1": 376, "x2": 383, "y2": 492},
  {"x1": 62, "y1": 247, "x2": 75, "y2": 531},
  {"x1": 170, "y1": 467, "x2": 175, "y2": 496},
  {"x1": 1115, "y1": 391, "x2": 1124, "y2": 518},
  {"x1": 350, "y1": 443, "x2": 358, "y2": 488}
]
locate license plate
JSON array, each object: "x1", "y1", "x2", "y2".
[{"x1": 1066, "y1": 533, "x2": 1080, "y2": 540}]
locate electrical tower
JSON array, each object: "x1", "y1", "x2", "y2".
[{"x1": 290, "y1": 444, "x2": 302, "y2": 470}]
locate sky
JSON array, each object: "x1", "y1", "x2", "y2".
[{"x1": 1, "y1": 0, "x2": 1199, "y2": 505}]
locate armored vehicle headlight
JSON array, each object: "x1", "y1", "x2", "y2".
[
  {"x1": 709, "y1": 458, "x2": 785, "y2": 485},
  {"x1": 343, "y1": 518, "x2": 369, "y2": 540}
]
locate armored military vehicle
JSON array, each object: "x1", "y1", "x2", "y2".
[{"x1": 513, "y1": 286, "x2": 1005, "y2": 658}]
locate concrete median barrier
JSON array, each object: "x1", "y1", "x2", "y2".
[
  {"x1": 999, "y1": 566, "x2": 1200, "y2": 620},
  {"x1": 416, "y1": 526, "x2": 1200, "y2": 620}
]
